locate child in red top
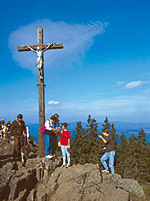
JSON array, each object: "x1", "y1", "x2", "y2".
[{"x1": 58, "y1": 122, "x2": 71, "y2": 167}]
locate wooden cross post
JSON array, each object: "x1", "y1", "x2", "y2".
[{"x1": 18, "y1": 27, "x2": 63, "y2": 157}]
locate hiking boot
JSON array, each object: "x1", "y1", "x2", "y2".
[
  {"x1": 46, "y1": 154, "x2": 53, "y2": 159},
  {"x1": 66, "y1": 164, "x2": 70, "y2": 168}
]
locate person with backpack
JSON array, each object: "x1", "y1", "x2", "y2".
[{"x1": 44, "y1": 115, "x2": 58, "y2": 158}]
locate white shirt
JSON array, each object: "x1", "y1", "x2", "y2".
[{"x1": 45, "y1": 120, "x2": 53, "y2": 131}]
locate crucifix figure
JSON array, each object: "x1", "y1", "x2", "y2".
[
  {"x1": 28, "y1": 43, "x2": 53, "y2": 79},
  {"x1": 18, "y1": 27, "x2": 63, "y2": 157}
]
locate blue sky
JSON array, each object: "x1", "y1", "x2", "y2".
[{"x1": 0, "y1": 0, "x2": 150, "y2": 124}]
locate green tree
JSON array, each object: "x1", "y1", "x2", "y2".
[
  {"x1": 85, "y1": 115, "x2": 102, "y2": 164},
  {"x1": 71, "y1": 115, "x2": 104, "y2": 165},
  {"x1": 127, "y1": 130, "x2": 150, "y2": 182},
  {"x1": 128, "y1": 134, "x2": 139, "y2": 179},
  {"x1": 136, "y1": 129, "x2": 150, "y2": 181},
  {"x1": 102, "y1": 117, "x2": 111, "y2": 130},
  {"x1": 117, "y1": 133, "x2": 130, "y2": 177},
  {"x1": 71, "y1": 121, "x2": 87, "y2": 164}
]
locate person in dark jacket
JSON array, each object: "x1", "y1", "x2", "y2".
[
  {"x1": 98, "y1": 128, "x2": 115, "y2": 173},
  {"x1": 10, "y1": 114, "x2": 27, "y2": 161}
]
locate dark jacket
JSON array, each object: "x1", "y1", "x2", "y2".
[
  {"x1": 105, "y1": 135, "x2": 114, "y2": 152},
  {"x1": 10, "y1": 120, "x2": 26, "y2": 136}
]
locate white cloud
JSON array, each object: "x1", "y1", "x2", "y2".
[
  {"x1": 48, "y1": 100, "x2": 60, "y2": 105},
  {"x1": 8, "y1": 19, "x2": 107, "y2": 72},
  {"x1": 124, "y1": 81, "x2": 150, "y2": 89},
  {"x1": 47, "y1": 95, "x2": 150, "y2": 113},
  {"x1": 44, "y1": 94, "x2": 150, "y2": 122}
]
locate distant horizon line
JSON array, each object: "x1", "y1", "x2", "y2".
[{"x1": 27, "y1": 120, "x2": 150, "y2": 125}]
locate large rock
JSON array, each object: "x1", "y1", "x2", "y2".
[
  {"x1": 34, "y1": 164, "x2": 146, "y2": 201},
  {"x1": 118, "y1": 178, "x2": 146, "y2": 200},
  {"x1": 0, "y1": 156, "x2": 62, "y2": 201},
  {"x1": 0, "y1": 140, "x2": 62, "y2": 201},
  {"x1": 0, "y1": 140, "x2": 14, "y2": 167},
  {"x1": 0, "y1": 141, "x2": 147, "y2": 201}
]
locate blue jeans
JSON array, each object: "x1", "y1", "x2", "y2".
[
  {"x1": 45, "y1": 135, "x2": 50, "y2": 155},
  {"x1": 100, "y1": 150, "x2": 115, "y2": 173},
  {"x1": 45, "y1": 130, "x2": 57, "y2": 155},
  {"x1": 60, "y1": 145, "x2": 70, "y2": 165}
]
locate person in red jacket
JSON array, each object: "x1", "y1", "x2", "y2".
[{"x1": 57, "y1": 122, "x2": 71, "y2": 167}]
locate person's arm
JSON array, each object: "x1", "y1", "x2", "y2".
[
  {"x1": 2, "y1": 126, "x2": 6, "y2": 133},
  {"x1": 45, "y1": 120, "x2": 55, "y2": 131},
  {"x1": 43, "y1": 43, "x2": 53, "y2": 52},
  {"x1": 58, "y1": 120, "x2": 61, "y2": 130},
  {"x1": 10, "y1": 121, "x2": 15, "y2": 139},
  {"x1": 23, "y1": 122, "x2": 27, "y2": 137},
  {"x1": 67, "y1": 131, "x2": 71, "y2": 148},
  {"x1": 98, "y1": 134, "x2": 107, "y2": 144},
  {"x1": 56, "y1": 131, "x2": 61, "y2": 136},
  {"x1": 68, "y1": 139, "x2": 70, "y2": 149},
  {"x1": 28, "y1": 46, "x2": 37, "y2": 53}
]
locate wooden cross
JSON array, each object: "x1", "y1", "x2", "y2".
[{"x1": 18, "y1": 27, "x2": 63, "y2": 157}]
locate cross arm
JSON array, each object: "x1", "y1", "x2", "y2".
[{"x1": 18, "y1": 43, "x2": 63, "y2": 52}]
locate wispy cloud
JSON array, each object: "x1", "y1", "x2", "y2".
[
  {"x1": 8, "y1": 19, "x2": 107, "y2": 72},
  {"x1": 48, "y1": 100, "x2": 60, "y2": 105},
  {"x1": 140, "y1": 89, "x2": 150, "y2": 94},
  {"x1": 124, "y1": 81, "x2": 150, "y2": 89},
  {"x1": 47, "y1": 95, "x2": 150, "y2": 114},
  {"x1": 116, "y1": 81, "x2": 125, "y2": 86}
]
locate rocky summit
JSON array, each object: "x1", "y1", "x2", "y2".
[{"x1": 0, "y1": 140, "x2": 146, "y2": 201}]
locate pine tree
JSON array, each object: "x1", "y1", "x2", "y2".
[
  {"x1": 127, "y1": 134, "x2": 139, "y2": 179},
  {"x1": 102, "y1": 117, "x2": 111, "y2": 130},
  {"x1": 71, "y1": 121, "x2": 87, "y2": 164},
  {"x1": 136, "y1": 129, "x2": 150, "y2": 181},
  {"x1": 85, "y1": 115, "x2": 102, "y2": 164},
  {"x1": 127, "y1": 131, "x2": 150, "y2": 181},
  {"x1": 117, "y1": 133, "x2": 130, "y2": 177},
  {"x1": 138, "y1": 128, "x2": 147, "y2": 146},
  {"x1": 71, "y1": 116, "x2": 104, "y2": 165}
]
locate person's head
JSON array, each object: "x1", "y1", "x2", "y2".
[
  {"x1": 50, "y1": 115, "x2": 56, "y2": 122},
  {"x1": 17, "y1": 114, "x2": 23, "y2": 121},
  {"x1": 54, "y1": 113, "x2": 59, "y2": 119},
  {"x1": 102, "y1": 128, "x2": 109, "y2": 136},
  {"x1": 61, "y1": 122, "x2": 68, "y2": 130},
  {"x1": 6, "y1": 121, "x2": 10, "y2": 126},
  {"x1": 1, "y1": 119, "x2": 4, "y2": 125}
]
